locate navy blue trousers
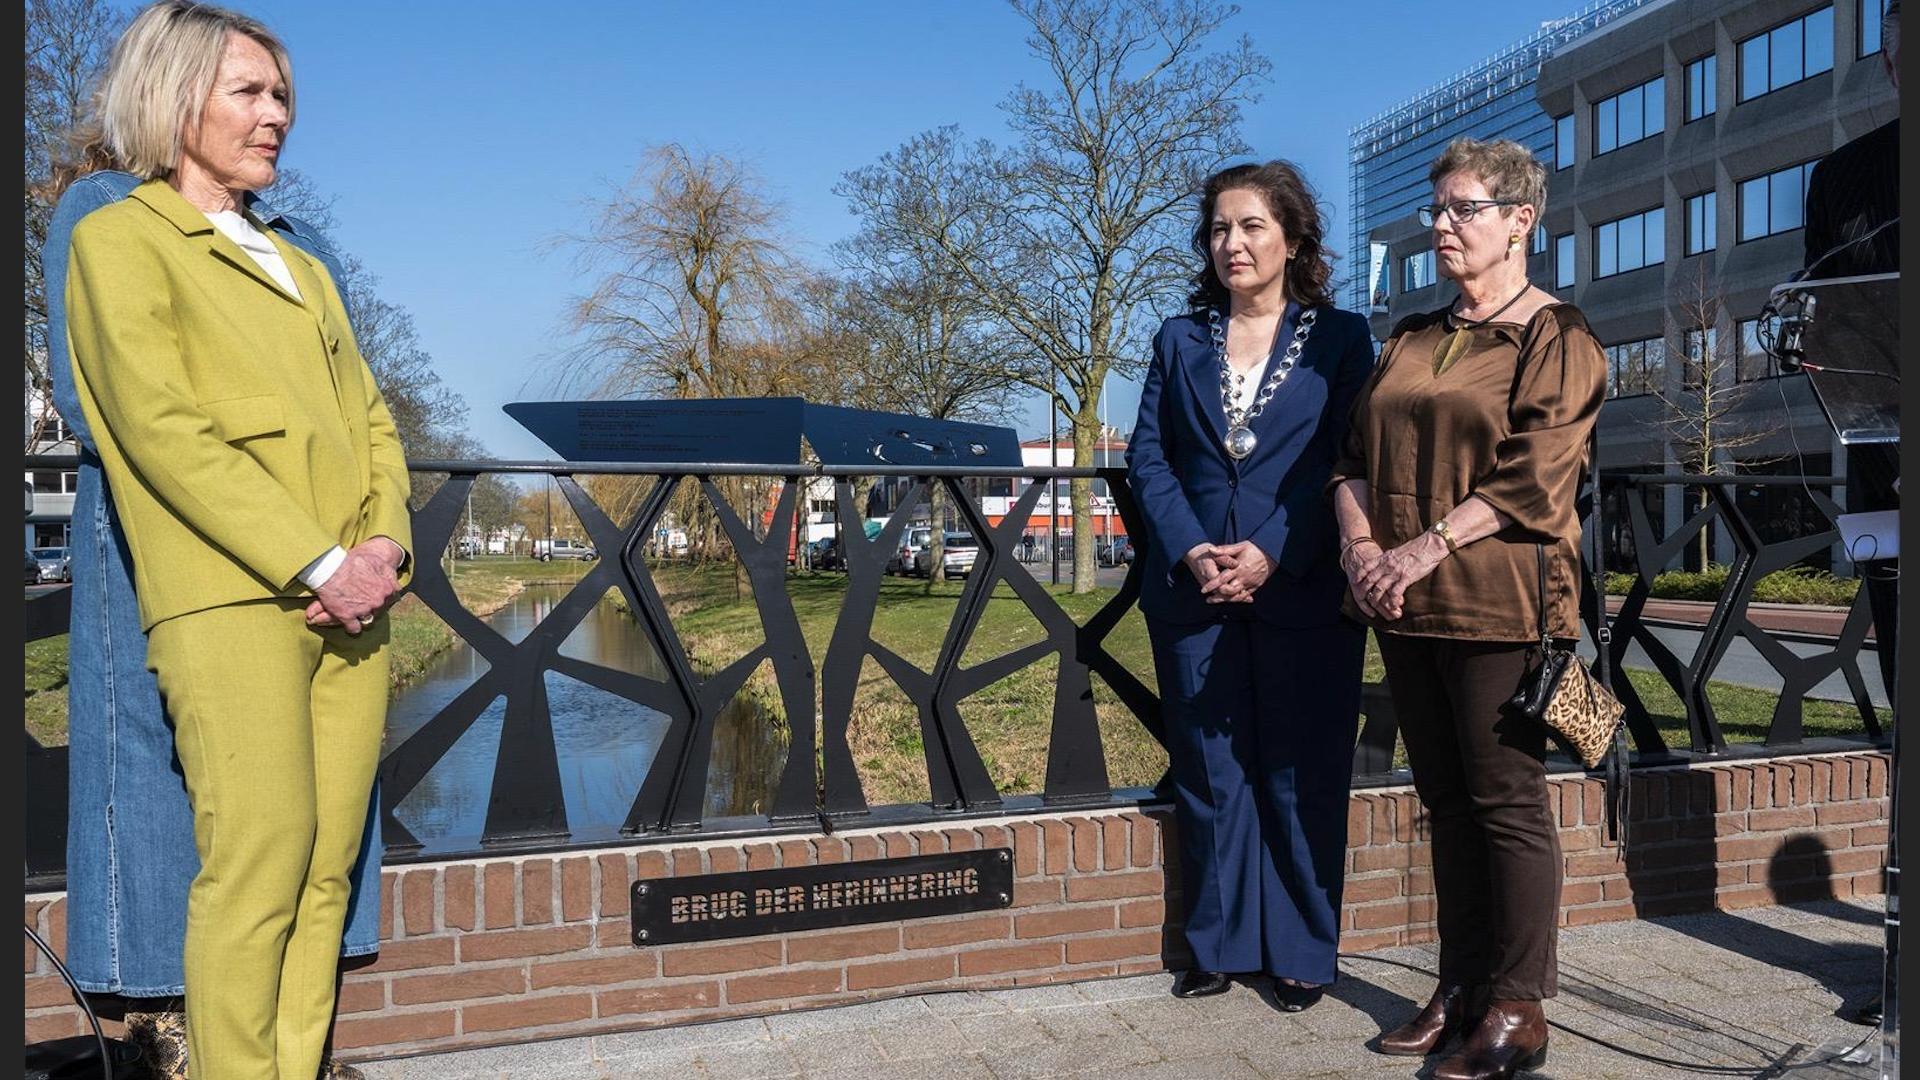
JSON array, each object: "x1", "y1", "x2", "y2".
[{"x1": 1148, "y1": 614, "x2": 1364, "y2": 984}]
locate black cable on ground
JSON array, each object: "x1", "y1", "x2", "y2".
[
  {"x1": 25, "y1": 921, "x2": 114, "y2": 1080},
  {"x1": 1338, "y1": 950, "x2": 1879, "y2": 1075}
]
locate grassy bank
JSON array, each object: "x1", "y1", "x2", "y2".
[
  {"x1": 647, "y1": 567, "x2": 1885, "y2": 807},
  {"x1": 24, "y1": 556, "x2": 594, "y2": 748}
]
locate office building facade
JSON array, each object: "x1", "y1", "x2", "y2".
[
  {"x1": 1354, "y1": 0, "x2": 1897, "y2": 569},
  {"x1": 1346, "y1": 0, "x2": 1657, "y2": 316}
]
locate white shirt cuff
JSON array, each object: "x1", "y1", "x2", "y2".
[{"x1": 299, "y1": 545, "x2": 349, "y2": 589}]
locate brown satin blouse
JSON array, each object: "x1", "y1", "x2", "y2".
[{"x1": 1328, "y1": 303, "x2": 1606, "y2": 641}]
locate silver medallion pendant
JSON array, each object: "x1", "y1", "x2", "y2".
[{"x1": 1209, "y1": 305, "x2": 1317, "y2": 463}]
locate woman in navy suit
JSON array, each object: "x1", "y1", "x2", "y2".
[{"x1": 1126, "y1": 160, "x2": 1374, "y2": 1011}]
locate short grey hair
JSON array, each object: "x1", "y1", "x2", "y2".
[
  {"x1": 1427, "y1": 136, "x2": 1548, "y2": 222},
  {"x1": 97, "y1": 0, "x2": 294, "y2": 181}
]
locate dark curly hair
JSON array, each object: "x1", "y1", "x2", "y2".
[{"x1": 1186, "y1": 160, "x2": 1336, "y2": 311}]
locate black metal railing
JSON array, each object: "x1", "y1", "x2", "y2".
[{"x1": 23, "y1": 456, "x2": 1886, "y2": 885}]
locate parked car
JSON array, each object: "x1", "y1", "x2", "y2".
[
  {"x1": 454, "y1": 537, "x2": 480, "y2": 559},
  {"x1": 1096, "y1": 536, "x2": 1135, "y2": 567},
  {"x1": 913, "y1": 532, "x2": 979, "y2": 579},
  {"x1": 533, "y1": 538, "x2": 596, "y2": 562},
  {"x1": 25, "y1": 548, "x2": 42, "y2": 586},
  {"x1": 886, "y1": 526, "x2": 932, "y2": 576},
  {"x1": 807, "y1": 536, "x2": 845, "y2": 571},
  {"x1": 31, "y1": 546, "x2": 71, "y2": 584}
]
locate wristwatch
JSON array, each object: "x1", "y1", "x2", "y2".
[{"x1": 1428, "y1": 519, "x2": 1460, "y2": 555}]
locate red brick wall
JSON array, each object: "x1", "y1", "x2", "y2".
[{"x1": 24, "y1": 750, "x2": 1886, "y2": 1059}]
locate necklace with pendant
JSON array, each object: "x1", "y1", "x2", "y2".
[
  {"x1": 1210, "y1": 305, "x2": 1318, "y2": 461},
  {"x1": 1432, "y1": 282, "x2": 1532, "y2": 376}
]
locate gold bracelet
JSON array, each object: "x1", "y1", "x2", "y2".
[
  {"x1": 1428, "y1": 519, "x2": 1460, "y2": 555},
  {"x1": 1340, "y1": 535, "x2": 1375, "y2": 560}
]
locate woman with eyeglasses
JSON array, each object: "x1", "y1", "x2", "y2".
[{"x1": 1327, "y1": 137, "x2": 1604, "y2": 1080}]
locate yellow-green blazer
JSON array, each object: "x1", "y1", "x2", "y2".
[{"x1": 64, "y1": 179, "x2": 412, "y2": 630}]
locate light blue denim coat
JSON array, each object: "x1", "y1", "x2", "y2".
[{"x1": 47, "y1": 170, "x2": 384, "y2": 995}]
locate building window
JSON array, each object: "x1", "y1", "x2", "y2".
[
  {"x1": 1555, "y1": 113, "x2": 1575, "y2": 170},
  {"x1": 1604, "y1": 338, "x2": 1665, "y2": 397},
  {"x1": 1530, "y1": 224, "x2": 1548, "y2": 255},
  {"x1": 1683, "y1": 326, "x2": 1718, "y2": 388},
  {"x1": 1593, "y1": 206, "x2": 1666, "y2": 279},
  {"x1": 1861, "y1": 0, "x2": 1887, "y2": 56},
  {"x1": 1685, "y1": 54, "x2": 1717, "y2": 121},
  {"x1": 1555, "y1": 233, "x2": 1575, "y2": 289},
  {"x1": 1736, "y1": 318, "x2": 1785, "y2": 380},
  {"x1": 1738, "y1": 7, "x2": 1834, "y2": 102},
  {"x1": 1738, "y1": 161, "x2": 1817, "y2": 241},
  {"x1": 1593, "y1": 76, "x2": 1665, "y2": 155},
  {"x1": 1402, "y1": 249, "x2": 1435, "y2": 292},
  {"x1": 1685, "y1": 191, "x2": 1718, "y2": 255}
]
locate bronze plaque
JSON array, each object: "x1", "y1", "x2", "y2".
[{"x1": 631, "y1": 849, "x2": 1014, "y2": 945}]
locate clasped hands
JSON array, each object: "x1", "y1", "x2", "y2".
[
  {"x1": 1184, "y1": 540, "x2": 1276, "y2": 604},
  {"x1": 1342, "y1": 532, "x2": 1447, "y2": 621},
  {"x1": 305, "y1": 537, "x2": 407, "y2": 635}
]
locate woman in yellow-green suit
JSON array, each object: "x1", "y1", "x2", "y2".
[{"x1": 61, "y1": 4, "x2": 411, "y2": 1076}]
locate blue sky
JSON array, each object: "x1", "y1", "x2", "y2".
[{"x1": 215, "y1": 1, "x2": 1566, "y2": 459}]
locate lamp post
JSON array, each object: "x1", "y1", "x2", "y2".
[
  {"x1": 1049, "y1": 350, "x2": 1061, "y2": 587},
  {"x1": 1047, "y1": 295, "x2": 1065, "y2": 586}
]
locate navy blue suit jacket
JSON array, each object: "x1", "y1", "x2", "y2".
[{"x1": 1126, "y1": 304, "x2": 1376, "y2": 627}]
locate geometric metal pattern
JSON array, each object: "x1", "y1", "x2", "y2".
[
  {"x1": 18, "y1": 453, "x2": 1889, "y2": 882},
  {"x1": 1601, "y1": 474, "x2": 1882, "y2": 755}
]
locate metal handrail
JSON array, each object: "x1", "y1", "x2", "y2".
[{"x1": 23, "y1": 458, "x2": 1885, "y2": 885}]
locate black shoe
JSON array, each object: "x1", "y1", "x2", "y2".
[
  {"x1": 1273, "y1": 979, "x2": 1325, "y2": 1013},
  {"x1": 1173, "y1": 970, "x2": 1231, "y2": 998},
  {"x1": 1848, "y1": 992, "x2": 1883, "y2": 1026}
]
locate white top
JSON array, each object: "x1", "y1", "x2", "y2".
[{"x1": 204, "y1": 208, "x2": 303, "y2": 301}]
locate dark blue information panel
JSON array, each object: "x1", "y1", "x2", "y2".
[
  {"x1": 505, "y1": 399, "x2": 805, "y2": 464},
  {"x1": 504, "y1": 397, "x2": 1022, "y2": 468}
]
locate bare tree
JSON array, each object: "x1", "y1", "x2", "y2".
[
  {"x1": 837, "y1": 0, "x2": 1269, "y2": 591},
  {"x1": 25, "y1": 0, "x2": 122, "y2": 449},
  {"x1": 552, "y1": 144, "x2": 815, "y2": 567},
  {"x1": 1650, "y1": 263, "x2": 1780, "y2": 567},
  {"x1": 833, "y1": 229, "x2": 1019, "y2": 590},
  {"x1": 554, "y1": 143, "x2": 798, "y2": 401}
]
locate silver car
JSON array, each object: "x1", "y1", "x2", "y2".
[
  {"x1": 914, "y1": 532, "x2": 979, "y2": 579},
  {"x1": 31, "y1": 546, "x2": 71, "y2": 584}
]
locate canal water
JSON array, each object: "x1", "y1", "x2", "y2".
[{"x1": 380, "y1": 583, "x2": 786, "y2": 854}]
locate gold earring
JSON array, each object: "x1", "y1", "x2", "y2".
[{"x1": 1508, "y1": 233, "x2": 1521, "y2": 248}]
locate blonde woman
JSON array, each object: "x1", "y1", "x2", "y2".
[{"x1": 58, "y1": 3, "x2": 411, "y2": 1075}]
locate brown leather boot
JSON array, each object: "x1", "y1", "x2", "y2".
[
  {"x1": 1432, "y1": 998, "x2": 1548, "y2": 1080},
  {"x1": 1374, "y1": 981, "x2": 1486, "y2": 1056}
]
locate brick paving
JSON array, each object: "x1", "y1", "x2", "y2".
[{"x1": 356, "y1": 897, "x2": 1886, "y2": 1079}]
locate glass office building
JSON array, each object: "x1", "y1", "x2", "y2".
[{"x1": 1346, "y1": 0, "x2": 1655, "y2": 317}]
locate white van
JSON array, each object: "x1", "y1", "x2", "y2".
[{"x1": 533, "y1": 538, "x2": 596, "y2": 562}]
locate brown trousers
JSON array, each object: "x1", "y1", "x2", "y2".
[{"x1": 1378, "y1": 633, "x2": 1561, "y2": 1000}]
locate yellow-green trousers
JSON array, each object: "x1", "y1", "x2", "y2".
[{"x1": 146, "y1": 599, "x2": 388, "y2": 1080}]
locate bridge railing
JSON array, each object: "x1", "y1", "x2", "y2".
[{"x1": 22, "y1": 457, "x2": 1884, "y2": 886}]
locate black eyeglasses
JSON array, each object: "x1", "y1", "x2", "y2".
[{"x1": 1415, "y1": 199, "x2": 1520, "y2": 227}]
